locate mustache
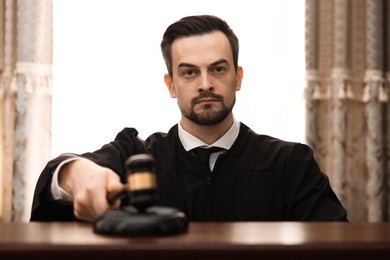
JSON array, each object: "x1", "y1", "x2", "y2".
[{"x1": 191, "y1": 91, "x2": 224, "y2": 106}]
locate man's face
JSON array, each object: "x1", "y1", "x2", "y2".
[{"x1": 164, "y1": 31, "x2": 243, "y2": 125}]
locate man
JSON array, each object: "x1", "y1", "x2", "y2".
[{"x1": 31, "y1": 15, "x2": 347, "y2": 222}]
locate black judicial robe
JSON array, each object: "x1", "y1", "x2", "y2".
[{"x1": 30, "y1": 123, "x2": 348, "y2": 222}]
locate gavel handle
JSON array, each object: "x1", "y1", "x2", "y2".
[{"x1": 107, "y1": 187, "x2": 130, "y2": 205}]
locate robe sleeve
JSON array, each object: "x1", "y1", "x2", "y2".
[
  {"x1": 283, "y1": 143, "x2": 348, "y2": 221},
  {"x1": 30, "y1": 127, "x2": 144, "y2": 221}
]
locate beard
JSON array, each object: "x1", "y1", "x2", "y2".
[{"x1": 181, "y1": 91, "x2": 234, "y2": 125}]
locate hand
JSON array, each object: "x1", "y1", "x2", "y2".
[{"x1": 58, "y1": 158, "x2": 124, "y2": 221}]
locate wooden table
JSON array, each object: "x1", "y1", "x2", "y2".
[{"x1": 0, "y1": 222, "x2": 390, "y2": 259}]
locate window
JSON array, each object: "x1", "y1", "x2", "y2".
[{"x1": 52, "y1": 0, "x2": 305, "y2": 156}]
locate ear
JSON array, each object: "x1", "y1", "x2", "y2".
[
  {"x1": 235, "y1": 66, "x2": 243, "y2": 91},
  {"x1": 164, "y1": 73, "x2": 176, "y2": 98}
]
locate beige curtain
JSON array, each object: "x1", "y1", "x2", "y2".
[
  {"x1": 305, "y1": 0, "x2": 390, "y2": 222},
  {"x1": 0, "y1": 0, "x2": 52, "y2": 222}
]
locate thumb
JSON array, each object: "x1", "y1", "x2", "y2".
[
  {"x1": 106, "y1": 171, "x2": 125, "y2": 208},
  {"x1": 107, "y1": 171, "x2": 124, "y2": 192}
]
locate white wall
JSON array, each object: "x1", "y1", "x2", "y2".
[{"x1": 52, "y1": 0, "x2": 305, "y2": 157}]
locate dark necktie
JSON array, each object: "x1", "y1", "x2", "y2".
[
  {"x1": 192, "y1": 147, "x2": 224, "y2": 220},
  {"x1": 193, "y1": 147, "x2": 224, "y2": 174}
]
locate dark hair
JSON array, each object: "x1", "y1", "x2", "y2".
[{"x1": 161, "y1": 15, "x2": 239, "y2": 77}]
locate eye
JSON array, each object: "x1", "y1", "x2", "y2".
[
  {"x1": 212, "y1": 66, "x2": 225, "y2": 74},
  {"x1": 182, "y1": 69, "x2": 198, "y2": 79},
  {"x1": 185, "y1": 70, "x2": 194, "y2": 76}
]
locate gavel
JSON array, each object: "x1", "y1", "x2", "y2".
[
  {"x1": 108, "y1": 153, "x2": 158, "y2": 212},
  {"x1": 96, "y1": 153, "x2": 188, "y2": 235}
]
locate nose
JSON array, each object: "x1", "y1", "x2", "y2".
[{"x1": 199, "y1": 73, "x2": 213, "y2": 92}]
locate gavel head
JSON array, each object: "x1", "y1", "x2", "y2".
[{"x1": 125, "y1": 154, "x2": 158, "y2": 212}]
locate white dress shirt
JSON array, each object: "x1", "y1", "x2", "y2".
[{"x1": 178, "y1": 119, "x2": 240, "y2": 170}]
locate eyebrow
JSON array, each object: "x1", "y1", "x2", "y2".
[{"x1": 178, "y1": 59, "x2": 229, "y2": 69}]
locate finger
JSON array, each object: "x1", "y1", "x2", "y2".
[
  {"x1": 107, "y1": 172, "x2": 124, "y2": 192},
  {"x1": 83, "y1": 171, "x2": 113, "y2": 219},
  {"x1": 91, "y1": 193, "x2": 110, "y2": 219},
  {"x1": 106, "y1": 171, "x2": 125, "y2": 207},
  {"x1": 73, "y1": 193, "x2": 96, "y2": 222}
]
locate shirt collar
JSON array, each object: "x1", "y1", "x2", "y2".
[{"x1": 178, "y1": 118, "x2": 240, "y2": 152}]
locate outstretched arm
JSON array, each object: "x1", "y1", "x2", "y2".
[{"x1": 31, "y1": 127, "x2": 144, "y2": 222}]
